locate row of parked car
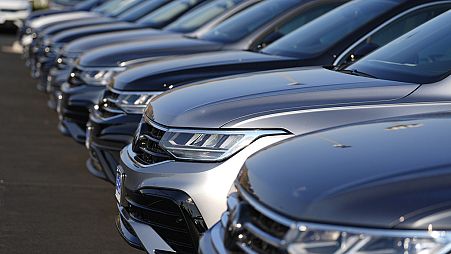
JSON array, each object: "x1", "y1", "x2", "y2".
[{"x1": 17, "y1": 0, "x2": 451, "y2": 253}]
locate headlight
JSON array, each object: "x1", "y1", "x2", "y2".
[
  {"x1": 287, "y1": 223, "x2": 451, "y2": 254},
  {"x1": 159, "y1": 128, "x2": 288, "y2": 161},
  {"x1": 79, "y1": 67, "x2": 125, "y2": 86},
  {"x1": 104, "y1": 92, "x2": 161, "y2": 114}
]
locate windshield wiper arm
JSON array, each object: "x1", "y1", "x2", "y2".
[{"x1": 340, "y1": 69, "x2": 376, "y2": 78}]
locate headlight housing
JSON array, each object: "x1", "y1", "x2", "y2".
[
  {"x1": 79, "y1": 67, "x2": 125, "y2": 86},
  {"x1": 104, "y1": 91, "x2": 161, "y2": 114},
  {"x1": 159, "y1": 128, "x2": 288, "y2": 161},
  {"x1": 287, "y1": 223, "x2": 451, "y2": 254}
]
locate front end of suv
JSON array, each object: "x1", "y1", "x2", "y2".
[
  {"x1": 202, "y1": 183, "x2": 451, "y2": 254},
  {"x1": 200, "y1": 112, "x2": 451, "y2": 254},
  {"x1": 116, "y1": 115, "x2": 292, "y2": 253},
  {"x1": 86, "y1": 87, "x2": 160, "y2": 182},
  {"x1": 57, "y1": 65, "x2": 125, "y2": 142}
]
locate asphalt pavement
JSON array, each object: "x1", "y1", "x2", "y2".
[{"x1": 0, "y1": 29, "x2": 142, "y2": 254}]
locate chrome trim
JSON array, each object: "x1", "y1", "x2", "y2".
[
  {"x1": 333, "y1": 1, "x2": 451, "y2": 66},
  {"x1": 244, "y1": 222, "x2": 285, "y2": 247},
  {"x1": 92, "y1": 109, "x2": 126, "y2": 121},
  {"x1": 126, "y1": 144, "x2": 175, "y2": 168},
  {"x1": 119, "y1": 56, "x2": 169, "y2": 67},
  {"x1": 75, "y1": 65, "x2": 126, "y2": 72},
  {"x1": 102, "y1": 106, "x2": 123, "y2": 114},
  {"x1": 143, "y1": 115, "x2": 169, "y2": 132},
  {"x1": 238, "y1": 185, "x2": 294, "y2": 227},
  {"x1": 238, "y1": 186, "x2": 451, "y2": 240},
  {"x1": 210, "y1": 224, "x2": 231, "y2": 254},
  {"x1": 233, "y1": 101, "x2": 451, "y2": 127},
  {"x1": 238, "y1": 243, "x2": 258, "y2": 254},
  {"x1": 108, "y1": 87, "x2": 162, "y2": 96}
]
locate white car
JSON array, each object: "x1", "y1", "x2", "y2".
[{"x1": 0, "y1": 0, "x2": 31, "y2": 27}]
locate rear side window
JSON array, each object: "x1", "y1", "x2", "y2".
[{"x1": 138, "y1": 0, "x2": 204, "y2": 27}]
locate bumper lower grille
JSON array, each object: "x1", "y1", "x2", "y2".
[
  {"x1": 124, "y1": 188, "x2": 208, "y2": 254},
  {"x1": 131, "y1": 120, "x2": 172, "y2": 165}
]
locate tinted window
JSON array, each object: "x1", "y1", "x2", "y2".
[
  {"x1": 348, "y1": 11, "x2": 451, "y2": 84},
  {"x1": 138, "y1": 0, "x2": 204, "y2": 27},
  {"x1": 118, "y1": 0, "x2": 169, "y2": 22},
  {"x1": 75, "y1": 0, "x2": 101, "y2": 10},
  {"x1": 253, "y1": 1, "x2": 344, "y2": 50},
  {"x1": 339, "y1": 3, "x2": 451, "y2": 64},
  {"x1": 165, "y1": 0, "x2": 243, "y2": 33},
  {"x1": 104, "y1": 0, "x2": 143, "y2": 16},
  {"x1": 93, "y1": 0, "x2": 123, "y2": 12},
  {"x1": 198, "y1": 0, "x2": 300, "y2": 43},
  {"x1": 262, "y1": 0, "x2": 400, "y2": 58}
]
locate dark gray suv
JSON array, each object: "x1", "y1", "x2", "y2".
[{"x1": 116, "y1": 10, "x2": 451, "y2": 254}]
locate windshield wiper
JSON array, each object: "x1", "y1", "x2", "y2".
[{"x1": 340, "y1": 69, "x2": 376, "y2": 79}]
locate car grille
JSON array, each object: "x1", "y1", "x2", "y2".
[
  {"x1": 225, "y1": 189, "x2": 291, "y2": 254},
  {"x1": 124, "y1": 188, "x2": 208, "y2": 254},
  {"x1": 131, "y1": 120, "x2": 172, "y2": 165},
  {"x1": 68, "y1": 66, "x2": 84, "y2": 88},
  {"x1": 97, "y1": 89, "x2": 125, "y2": 119}
]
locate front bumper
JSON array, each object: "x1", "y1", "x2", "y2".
[
  {"x1": 199, "y1": 223, "x2": 228, "y2": 254},
  {"x1": 57, "y1": 83, "x2": 104, "y2": 143},
  {"x1": 117, "y1": 185, "x2": 207, "y2": 253},
  {"x1": 119, "y1": 133, "x2": 291, "y2": 253},
  {"x1": 47, "y1": 67, "x2": 72, "y2": 109},
  {"x1": 87, "y1": 113, "x2": 141, "y2": 183}
]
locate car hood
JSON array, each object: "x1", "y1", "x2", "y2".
[
  {"x1": 64, "y1": 29, "x2": 175, "y2": 54},
  {"x1": 113, "y1": 51, "x2": 296, "y2": 91},
  {"x1": 51, "y1": 22, "x2": 141, "y2": 44},
  {"x1": 30, "y1": 12, "x2": 99, "y2": 28},
  {"x1": 79, "y1": 37, "x2": 222, "y2": 67},
  {"x1": 146, "y1": 67, "x2": 419, "y2": 128},
  {"x1": 239, "y1": 114, "x2": 451, "y2": 230},
  {"x1": 42, "y1": 16, "x2": 116, "y2": 36}
]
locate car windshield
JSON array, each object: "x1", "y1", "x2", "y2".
[
  {"x1": 165, "y1": 0, "x2": 243, "y2": 33},
  {"x1": 137, "y1": 0, "x2": 204, "y2": 27},
  {"x1": 347, "y1": 11, "x2": 451, "y2": 84},
  {"x1": 74, "y1": 0, "x2": 99, "y2": 10},
  {"x1": 93, "y1": 0, "x2": 122, "y2": 12},
  {"x1": 118, "y1": 0, "x2": 169, "y2": 22},
  {"x1": 93, "y1": 0, "x2": 141, "y2": 16},
  {"x1": 261, "y1": 0, "x2": 400, "y2": 58},
  {"x1": 198, "y1": 0, "x2": 300, "y2": 43}
]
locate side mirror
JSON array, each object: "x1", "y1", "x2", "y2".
[
  {"x1": 347, "y1": 42, "x2": 379, "y2": 62},
  {"x1": 256, "y1": 31, "x2": 284, "y2": 50}
]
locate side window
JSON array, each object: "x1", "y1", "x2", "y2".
[
  {"x1": 339, "y1": 4, "x2": 451, "y2": 65},
  {"x1": 252, "y1": 2, "x2": 342, "y2": 50}
]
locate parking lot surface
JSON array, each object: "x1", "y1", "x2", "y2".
[{"x1": 0, "y1": 31, "x2": 141, "y2": 254}]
